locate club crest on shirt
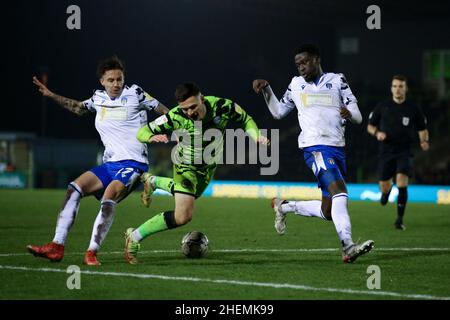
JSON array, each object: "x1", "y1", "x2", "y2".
[
  {"x1": 121, "y1": 97, "x2": 127, "y2": 105},
  {"x1": 326, "y1": 83, "x2": 332, "y2": 89},
  {"x1": 213, "y1": 116, "x2": 221, "y2": 125},
  {"x1": 328, "y1": 158, "x2": 335, "y2": 165},
  {"x1": 402, "y1": 117, "x2": 410, "y2": 126}
]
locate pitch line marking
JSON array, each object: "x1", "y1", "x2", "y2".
[
  {"x1": 1, "y1": 247, "x2": 450, "y2": 257},
  {"x1": 0, "y1": 264, "x2": 449, "y2": 300}
]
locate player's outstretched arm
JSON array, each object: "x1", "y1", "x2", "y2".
[
  {"x1": 32, "y1": 76, "x2": 87, "y2": 116},
  {"x1": 252, "y1": 79, "x2": 293, "y2": 119},
  {"x1": 230, "y1": 102, "x2": 270, "y2": 145}
]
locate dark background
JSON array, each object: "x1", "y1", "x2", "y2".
[{"x1": 2, "y1": 0, "x2": 449, "y2": 186}]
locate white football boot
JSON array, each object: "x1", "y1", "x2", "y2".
[
  {"x1": 271, "y1": 198, "x2": 287, "y2": 235},
  {"x1": 342, "y1": 240, "x2": 375, "y2": 263}
]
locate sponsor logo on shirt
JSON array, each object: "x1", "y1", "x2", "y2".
[
  {"x1": 300, "y1": 93, "x2": 333, "y2": 107},
  {"x1": 154, "y1": 115, "x2": 169, "y2": 126},
  {"x1": 99, "y1": 106, "x2": 127, "y2": 121}
]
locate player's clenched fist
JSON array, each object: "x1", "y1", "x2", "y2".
[
  {"x1": 252, "y1": 79, "x2": 269, "y2": 94},
  {"x1": 257, "y1": 135, "x2": 270, "y2": 145},
  {"x1": 149, "y1": 134, "x2": 169, "y2": 144},
  {"x1": 339, "y1": 107, "x2": 352, "y2": 120}
]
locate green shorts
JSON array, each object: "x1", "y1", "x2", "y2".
[{"x1": 173, "y1": 164, "x2": 216, "y2": 198}]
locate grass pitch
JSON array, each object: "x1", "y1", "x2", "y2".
[{"x1": 0, "y1": 189, "x2": 449, "y2": 300}]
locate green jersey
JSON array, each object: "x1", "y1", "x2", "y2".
[{"x1": 137, "y1": 95, "x2": 260, "y2": 170}]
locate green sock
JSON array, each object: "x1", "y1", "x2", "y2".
[
  {"x1": 154, "y1": 176, "x2": 174, "y2": 193},
  {"x1": 137, "y1": 211, "x2": 178, "y2": 240}
]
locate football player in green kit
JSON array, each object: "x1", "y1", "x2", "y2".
[{"x1": 124, "y1": 82, "x2": 269, "y2": 264}]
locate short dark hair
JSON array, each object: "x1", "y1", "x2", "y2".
[
  {"x1": 392, "y1": 74, "x2": 408, "y2": 85},
  {"x1": 294, "y1": 43, "x2": 320, "y2": 57},
  {"x1": 96, "y1": 55, "x2": 125, "y2": 78},
  {"x1": 175, "y1": 82, "x2": 201, "y2": 102}
]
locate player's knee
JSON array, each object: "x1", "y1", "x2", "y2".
[
  {"x1": 67, "y1": 182, "x2": 83, "y2": 198},
  {"x1": 321, "y1": 202, "x2": 332, "y2": 220},
  {"x1": 379, "y1": 181, "x2": 392, "y2": 193},
  {"x1": 102, "y1": 182, "x2": 128, "y2": 202},
  {"x1": 175, "y1": 208, "x2": 193, "y2": 225},
  {"x1": 328, "y1": 183, "x2": 347, "y2": 197},
  {"x1": 176, "y1": 215, "x2": 192, "y2": 225},
  {"x1": 104, "y1": 190, "x2": 127, "y2": 203},
  {"x1": 321, "y1": 169, "x2": 346, "y2": 196},
  {"x1": 396, "y1": 175, "x2": 409, "y2": 188}
]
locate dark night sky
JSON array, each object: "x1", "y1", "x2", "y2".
[{"x1": 2, "y1": 0, "x2": 450, "y2": 140}]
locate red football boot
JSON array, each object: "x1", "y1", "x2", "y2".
[
  {"x1": 27, "y1": 242, "x2": 64, "y2": 262},
  {"x1": 83, "y1": 250, "x2": 101, "y2": 266}
]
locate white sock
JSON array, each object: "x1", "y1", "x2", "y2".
[
  {"x1": 280, "y1": 200, "x2": 327, "y2": 220},
  {"x1": 88, "y1": 200, "x2": 116, "y2": 252},
  {"x1": 131, "y1": 229, "x2": 143, "y2": 242},
  {"x1": 331, "y1": 193, "x2": 353, "y2": 247},
  {"x1": 53, "y1": 182, "x2": 83, "y2": 245}
]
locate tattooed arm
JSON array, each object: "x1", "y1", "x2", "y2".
[
  {"x1": 154, "y1": 102, "x2": 170, "y2": 115},
  {"x1": 32, "y1": 76, "x2": 88, "y2": 116}
]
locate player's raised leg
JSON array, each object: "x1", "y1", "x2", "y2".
[
  {"x1": 140, "y1": 173, "x2": 174, "y2": 207},
  {"x1": 271, "y1": 197, "x2": 329, "y2": 235},
  {"x1": 27, "y1": 171, "x2": 103, "y2": 262},
  {"x1": 84, "y1": 165, "x2": 142, "y2": 266}
]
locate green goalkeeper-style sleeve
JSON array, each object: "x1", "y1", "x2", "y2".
[
  {"x1": 243, "y1": 117, "x2": 260, "y2": 141},
  {"x1": 136, "y1": 113, "x2": 176, "y2": 143},
  {"x1": 136, "y1": 125, "x2": 154, "y2": 143}
]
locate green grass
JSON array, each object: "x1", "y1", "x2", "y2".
[{"x1": 0, "y1": 189, "x2": 449, "y2": 300}]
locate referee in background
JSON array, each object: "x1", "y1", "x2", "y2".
[{"x1": 367, "y1": 75, "x2": 429, "y2": 230}]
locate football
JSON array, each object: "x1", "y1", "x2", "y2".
[{"x1": 181, "y1": 231, "x2": 209, "y2": 258}]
